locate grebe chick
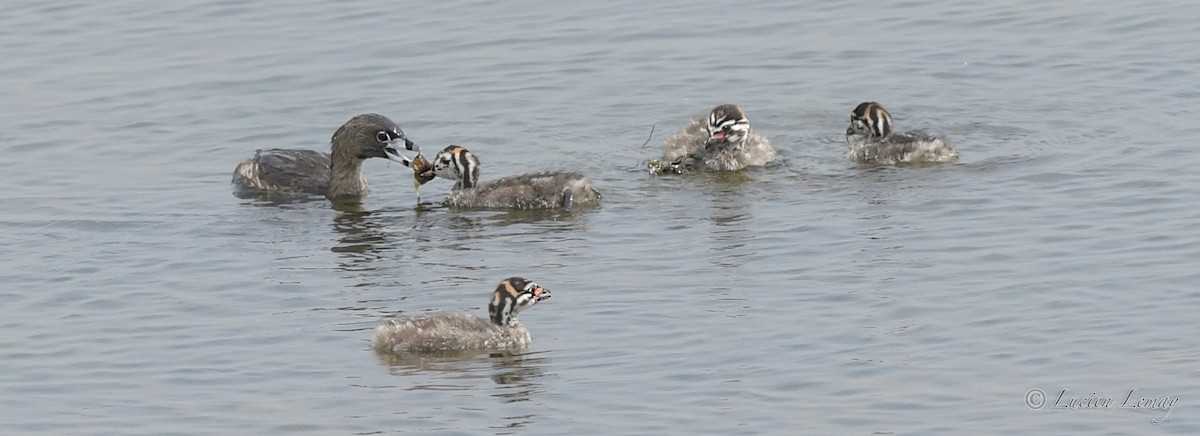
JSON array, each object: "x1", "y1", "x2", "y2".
[
  {"x1": 416, "y1": 145, "x2": 601, "y2": 210},
  {"x1": 844, "y1": 102, "x2": 958, "y2": 165},
  {"x1": 658, "y1": 104, "x2": 776, "y2": 172},
  {"x1": 231, "y1": 113, "x2": 416, "y2": 199},
  {"x1": 372, "y1": 277, "x2": 552, "y2": 353}
]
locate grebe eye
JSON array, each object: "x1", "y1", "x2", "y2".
[{"x1": 375, "y1": 131, "x2": 390, "y2": 143}]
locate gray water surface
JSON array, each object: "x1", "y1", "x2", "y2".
[{"x1": 3, "y1": 0, "x2": 1199, "y2": 434}]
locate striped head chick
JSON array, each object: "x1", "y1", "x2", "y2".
[
  {"x1": 419, "y1": 144, "x2": 601, "y2": 209},
  {"x1": 844, "y1": 101, "x2": 958, "y2": 165},
  {"x1": 489, "y1": 277, "x2": 552, "y2": 327},
  {"x1": 846, "y1": 101, "x2": 893, "y2": 140},
  {"x1": 704, "y1": 104, "x2": 752, "y2": 152},
  {"x1": 429, "y1": 145, "x2": 481, "y2": 190}
]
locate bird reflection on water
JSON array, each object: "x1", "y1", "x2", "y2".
[{"x1": 375, "y1": 349, "x2": 551, "y2": 429}]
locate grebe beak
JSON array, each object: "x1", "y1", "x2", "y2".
[{"x1": 383, "y1": 146, "x2": 410, "y2": 165}]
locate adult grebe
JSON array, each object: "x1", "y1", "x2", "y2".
[{"x1": 232, "y1": 113, "x2": 415, "y2": 199}]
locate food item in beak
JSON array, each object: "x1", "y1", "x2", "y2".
[
  {"x1": 410, "y1": 154, "x2": 436, "y2": 194},
  {"x1": 412, "y1": 154, "x2": 435, "y2": 184}
]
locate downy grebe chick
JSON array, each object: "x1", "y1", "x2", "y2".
[
  {"x1": 416, "y1": 145, "x2": 601, "y2": 210},
  {"x1": 658, "y1": 104, "x2": 776, "y2": 172},
  {"x1": 232, "y1": 113, "x2": 416, "y2": 199},
  {"x1": 372, "y1": 277, "x2": 552, "y2": 353},
  {"x1": 844, "y1": 102, "x2": 958, "y2": 165}
]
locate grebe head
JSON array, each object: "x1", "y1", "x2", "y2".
[
  {"x1": 429, "y1": 145, "x2": 481, "y2": 189},
  {"x1": 705, "y1": 104, "x2": 751, "y2": 151},
  {"x1": 846, "y1": 101, "x2": 893, "y2": 139},
  {"x1": 330, "y1": 113, "x2": 417, "y2": 163},
  {"x1": 488, "y1": 277, "x2": 551, "y2": 327}
]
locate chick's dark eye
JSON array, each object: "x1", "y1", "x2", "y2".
[{"x1": 375, "y1": 131, "x2": 390, "y2": 142}]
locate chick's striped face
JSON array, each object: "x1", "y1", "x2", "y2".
[
  {"x1": 706, "y1": 104, "x2": 751, "y2": 145},
  {"x1": 846, "y1": 102, "x2": 893, "y2": 138},
  {"x1": 488, "y1": 277, "x2": 551, "y2": 326},
  {"x1": 432, "y1": 145, "x2": 480, "y2": 189}
]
